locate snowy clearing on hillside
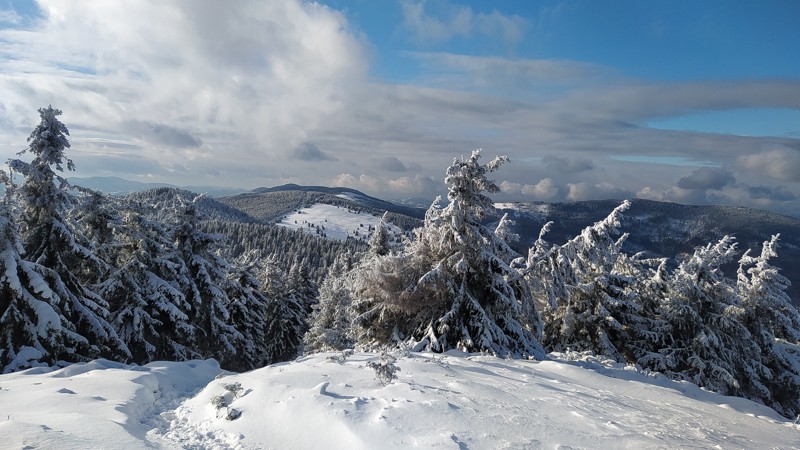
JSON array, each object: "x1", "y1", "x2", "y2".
[
  {"x1": 495, "y1": 202, "x2": 549, "y2": 221},
  {"x1": 1, "y1": 352, "x2": 798, "y2": 449},
  {"x1": 277, "y1": 203, "x2": 393, "y2": 242}
]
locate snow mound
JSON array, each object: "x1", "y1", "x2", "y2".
[
  {"x1": 1, "y1": 353, "x2": 798, "y2": 449},
  {"x1": 0, "y1": 359, "x2": 224, "y2": 450}
]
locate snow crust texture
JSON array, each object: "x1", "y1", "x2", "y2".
[{"x1": 1, "y1": 352, "x2": 798, "y2": 449}]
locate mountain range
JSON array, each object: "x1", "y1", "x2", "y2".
[{"x1": 71, "y1": 177, "x2": 800, "y2": 305}]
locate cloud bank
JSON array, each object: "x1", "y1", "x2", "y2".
[{"x1": 0, "y1": 1, "x2": 798, "y2": 215}]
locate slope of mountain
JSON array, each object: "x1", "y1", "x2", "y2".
[
  {"x1": 125, "y1": 187, "x2": 259, "y2": 224},
  {"x1": 218, "y1": 184, "x2": 425, "y2": 229},
  {"x1": 68, "y1": 176, "x2": 247, "y2": 197},
  {"x1": 1, "y1": 352, "x2": 797, "y2": 449}
]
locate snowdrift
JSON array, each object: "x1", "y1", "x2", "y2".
[{"x1": 0, "y1": 352, "x2": 798, "y2": 449}]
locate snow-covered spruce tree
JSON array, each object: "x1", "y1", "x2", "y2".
[
  {"x1": 261, "y1": 260, "x2": 310, "y2": 363},
  {"x1": 171, "y1": 198, "x2": 261, "y2": 370},
  {"x1": 621, "y1": 256, "x2": 672, "y2": 367},
  {"x1": 304, "y1": 254, "x2": 356, "y2": 353},
  {"x1": 368, "y1": 212, "x2": 392, "y2": 257},
  {"x1": 97, "y1": 208, "x2": 199, "y2": 365},
  {"x1": 351, "y1": 150, "x2": 544, "y2": 358},
  {"x1": 533, "y1": 201, "x2": 650, "y2": 362},
  {"x1": 737, "y1": 235, "x2": 800, "y2": 418},
  {"x1": 7, "y1": 106, "x2": 128, "y2": 363},
  {"x1": 223, "y1": 264, "x2": 271, "y2": 367},
  {"x1": 645, "y1": 236, "x2": 762, "y2": 396},
  {"x1": 0, "y1": 172, "x2": 85, "y2": 372}
]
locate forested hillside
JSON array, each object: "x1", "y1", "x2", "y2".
[{"x1": 2, "y1": 107, "x2": 800, "y2": 420}]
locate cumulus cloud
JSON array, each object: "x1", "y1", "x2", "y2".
[
  {"x1": 0, "y1": 0, "x2": 367, "y2": 183},
  {"x1": 737, "y1": 147, "x2": 800, "y2": 182},
  {"x1": 330, "y1": 172, "x2": 439, "y2": 197},
  {"x1": 400, "y1": 0, "x2": 527, "y2": 45},
  {"x1": 676, "y1": 167, "x2": 735, "y2": 190},
  {"x1": 291, "y1": 142, "x2": 337, "y2": 161},
  {"x1": 1, "y1": 2, "x2": 799, "y2": 216},
  {"x1": 329, "y1": 173, "x2": 382, "y2": 193},
  {"x1": 522, "y1": 178, "x2": 563, "y2": 200},
  {"x1": 386, "y1": 174, "x2": 439, "y2": 195},
  {"x1": 502, "y1": 178, "x2": 564, "y2": 200},
  {"x1": 567, "y1": 182, "x2": 632, "y2": 201}
]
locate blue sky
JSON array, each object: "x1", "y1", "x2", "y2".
[{"x1": 0, "y1": 0, "x2": 799, "y2": 215}]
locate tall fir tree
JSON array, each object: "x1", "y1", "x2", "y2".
[
  {"x1": 0, "y1": 173, "x2": 85, "y2": 372},
  {"x1": 261, "y1": 260, "x2": 310, "y2": 363},
  {"x1": 351, "y1": 150, "x2": 543, "y2": 357},
  {"x1": 7, "y1": 106, "x2": 128, "y2": 363},
  {"x1": 98, "y1": 208, "x2": 198, "y2": 364},
  {"x1": 171, "y1": 198, "x2": 245, "y2": 368},
  {"x1": 304, "y1": 254, "x2": 357, "y2": 353},
  {"x1": 737, "y1": 235, "x2": 800, "y2": 418}
]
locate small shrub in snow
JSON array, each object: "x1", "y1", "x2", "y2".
[
  {"x1": 367, "y1": 351, "x2": 401, "y2": 385},
  {"x1": 326, "y1": 349, "x2": 354, "y2": 364}
]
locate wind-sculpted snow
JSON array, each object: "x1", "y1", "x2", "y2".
[{"x1": 1, "y1": 353, "x2": 798, "y2": 449}]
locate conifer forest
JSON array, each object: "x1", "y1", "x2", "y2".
[{"x1": 2, "y1": 106, "x2": 800, "y2": 420}]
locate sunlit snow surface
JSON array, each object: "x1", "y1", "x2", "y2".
[
  {"x1": 1, "y1": 353, "x2": 798, "y2": 449},
  {"x1": 277, "y1": 203, "x2": 384, "y2": 242}
]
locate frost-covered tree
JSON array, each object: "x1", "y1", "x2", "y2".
[
  {"x1": 645, "y1": 236, "x2": 761, "y2": 395},
  {"x1": 534, "y1": 201, "x2": 648, "y2": 361},
  {"x1": 98, "y1": 209, "x2": 197, "y2": 364},
  {"x1": 171, "y1": 199, "x2": 246, "y2": 368},
  {"x1": 622, "y1": 256, "x2": 671, "y2": 366},
  {"x1": 352, "y1": 150, "x2": 543, "y2": 358},
  {"x1": 368, "y1": 212, "x2": 392, "y2": 257},
  {"x1": 0, "y1": 174, "x2": 80, "y2": 372},
  {"x1": 223, "y1": 264, "x2": 271, "y2": 368},
  {"x1": 261, "y1": 260, "x2": 309, "y2": 363},
  {"x1": 304, "y1": 255, "x2": 356, "y2": 353},
  {"x1": 7, "y1": 106, "x2": 128, "y2": 363},
  {"x1": 737, "y1": 235, "x2": 800, "y2": 418}
]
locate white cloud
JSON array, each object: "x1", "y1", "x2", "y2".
[
  {"x1": 737, "y1": 147, "x2": 800, "y2": 182},
  {"x1": 1, "y1": 2, "x2": 799, "y2": 216},
  {"x1": 0, "y1": 9, "x2": 22, "y2": 24},
  {"x1": 330, "y1": 173, "x2": 381, "y2": 193},
  {"x1": 400, "y1": 0, "x2": 527, "y2": 45},
  {"x1": 331, "y1": 172, "x2": 439, "y2": 198},
  {"x1": 567, "y1": 182, "x2": 632, "y2": 201},
  {"x1": 0, "y1": 0, "x2": 367, "y2": 183},
  {"x1": 521, "y1": 178, "x2": 562, "y2": 200}
]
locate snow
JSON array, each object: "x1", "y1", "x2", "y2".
[
  {"x1": 277, "y1": 203, "x2": 391, "y2": 242},
  {"x1": 1, "y1": 352, "x2": 798, "y2": 449},
  {"x1": 494, "y1": 202, "x2": 549, "y2": 221}
]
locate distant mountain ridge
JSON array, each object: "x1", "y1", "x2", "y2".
[
  {"x1": 67, "y1": 176, "x2": 248, "y2": 197},
  {"x1": 218, "y1": 184, "x2": 425, "y2": 229},
  {"x1": 86, "y1": 180, "x2": 800, "y2": 305},
  {"x1": 219, "y1": 185, "x2": 800, "y2": 305}
]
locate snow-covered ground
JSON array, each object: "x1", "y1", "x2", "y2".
[
  {"x1": 1, "y1": 352, "x2": 798, "y2": 449},
  {"x1": 277, "y1": 203, "x2": 385, "y2": 242}
]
